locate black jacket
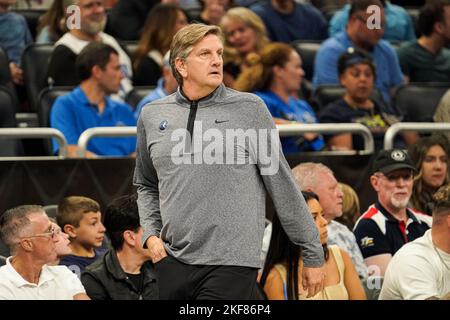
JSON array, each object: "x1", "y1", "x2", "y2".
[{"x1": 81, "y1": 249, "x2": 158, "y2": 300}]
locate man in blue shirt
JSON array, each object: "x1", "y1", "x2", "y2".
[
  {"x1": 313, "y1": 0, "x2": 404, "y2": 103},
  {"x1": 250, "y1": 0, "x2": 328, "y2": 43},
  {"x1": 50, "y1": 42, "x2": 136, "y2": 157},
  {"x1": 329, "y1": 0, "x2": 416, "y2": 42}
]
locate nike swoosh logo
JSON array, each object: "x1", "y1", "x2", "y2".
[{"x1": 215, "y1": 119, "x2": 229, "y2": 124}]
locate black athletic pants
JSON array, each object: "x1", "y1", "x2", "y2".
[{"x1": 155, "y1": 256, "x2": 264, "y2": 300}]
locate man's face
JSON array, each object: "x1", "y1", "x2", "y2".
[
  {"x1": 97, "y1": 53, "x2": 123, "y2": 95},
  {"x1": 351, "y1": 9, "x2": 385, "y2": 48},
  {"x1": 26, "y1": 213, "x2": 58, "y2": 264},
  {"x1": 78, "y1": 0, "x2": 106, "y2": 36},
  {"x1": 176, "y1": 34, "x2": 224, "y2": 92},
  {"x1": 371, "y1": 169, "x2": 414, "y2": 211},
  {"x1": 436, "y1": 6, "x2": 450, "y2": 42},
  {"x1": 310, "y1": 171, "x2": 344, "y2": 222}
]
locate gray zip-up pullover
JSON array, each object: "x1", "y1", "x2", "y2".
[{"x1": 134, "y1": 84, "x2": 324, "y2": 268}]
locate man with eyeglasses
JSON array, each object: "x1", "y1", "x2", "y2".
[
  {"x1": 0, "y1": 205, "x2": 89, "y2": 300},
  {"x1": 354, "y1": 149, "x2": 432, "y2": 277}
]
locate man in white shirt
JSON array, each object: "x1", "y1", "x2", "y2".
[
  {"x1": 0, "y1": 205, "x2": 89, "y2": 300},
  {"x1": 380, "y1": 184, "x2": 450, "y2": 300}
]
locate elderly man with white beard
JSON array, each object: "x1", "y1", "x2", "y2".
[
  {"x1": 354, "y1": 149, "x2": 432, "y2": 277},
  {"x1": 47, "y1": 0, "x2": 133, "y2": 101}
]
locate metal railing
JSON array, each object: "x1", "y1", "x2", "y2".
[
  {"x1": 277, "y1": 123, "x2": 375, "y2": 155},
  {"x1": 0, "y1": 128, "x2": 67, "y2": 158},
  {"x1": 77, "y1": 126, "x2": 137, "y2": 157},
  {"x1": 384, "y1": 122, "x2": 450, "y2": 149}
]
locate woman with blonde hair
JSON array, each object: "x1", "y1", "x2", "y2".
[
  {"x1": 336, "y1": 183, "x2": 360, "y2": 230},
  {"x1": 133, "y1": 3, "x2": 188, "y2": 86},
  {"x1": 220, "y1": 7, "x2": 269, "y2": 87},
  {"x1": 234, "y1": 42, "x2": 324, "y2": 153}
]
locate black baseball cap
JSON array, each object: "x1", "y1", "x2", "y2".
[{"x1": 372, "y1": 149, "x2": 417, "y2": 174}]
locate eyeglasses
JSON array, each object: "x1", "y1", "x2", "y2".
[
  {"x1": 375, "y1": 172, "x2": 413, "y2": 182},
  {"x1": 21, "y1": 228, "x2": 57, "y2": 241}
]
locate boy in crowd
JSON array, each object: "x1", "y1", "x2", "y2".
[{"x1": 56, "y1": 196, "x2": 107, "y2": 277}]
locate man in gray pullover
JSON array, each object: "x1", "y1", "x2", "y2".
[{"x1": 133, "y1": 23, "x2": 325, "y2": 299}]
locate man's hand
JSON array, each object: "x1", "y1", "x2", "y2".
[
  {"x1": 146, "y1": 236, "x2": 167, "y2": 263},
  {"x1": 302, "y1": 266, "x2": 326, "y2": 298}
]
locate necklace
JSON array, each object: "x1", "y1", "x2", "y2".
[{"x1": 432, "y1": 242, "x2": 450, "y2": 271}]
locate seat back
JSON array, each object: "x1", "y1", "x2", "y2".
[
  {"x1": 22, "y1": 44, "x2": 54, "y2": 112},
  {"x1": 121, "y1": 41, "x2": 138, "y2": 61},
  {"x1": 38, "y1": 86, "x2": 73, "y2": 155},
  {"x1": 0, "y1": 255, "x2": 6, "y2": 266},
  {"x1": 125, "y1": 85, "x2": 155, "y2": 109},
  {"x1": 0, "y1": 86, "x2": 23, "y2": 156},
  {"x1": 291, "y1": 40, "x2": 322, "y2": 81},
  {"x1": 43, "y1": 204, "x2": 58, "y2": 219},
  {"x1": 393, "y1": 83, "x2": 450, "y2": 122},
  {"x1": 0, "y1": 46, "x2": 10, "y2": 85},
  {"x1": 312, "y1": 85, "x2": 346, "y2": 112},
  {"x1": 312, "y1": 85, "x2": 385, "y2": 112}
]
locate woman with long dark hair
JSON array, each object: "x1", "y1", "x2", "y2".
[
  {"x1": 132, "y1": 3, "x2": 188, "y2": 86},
  {"x1": 260, "y1": 191, "x2": 366, "y2": 300},
  {"x1": 409, "y1": 134, "x2": 450, "y2": 215}
]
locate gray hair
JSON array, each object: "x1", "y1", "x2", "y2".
[
  {"x1": 170, "y1": 23, "x2": 223, "y2": 85},
  {"x1": 292, "y1": 162, "x2": 334, "y2": 191},
  {"x1": 0, "y1": 205, "x2": 45, "y2": 251}
]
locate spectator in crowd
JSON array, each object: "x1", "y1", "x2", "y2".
[
  {"x1": 0, "y1": 205, "x2": 89, "y2": 299},
  {"x1": 133, "y1": 3, "x2": 188, "y2": 86},
  {"x1": 48, "y1": 220, "x2": 72, "y2": 265},
  {"x1": 106, "y1": 0, "x2": 158, "y2": 41},
  {"x1": 409, "y1": 135, "x2": 450, "y2": 215},
  {"x1": 354, "y1": 149, "x2": 432, "y2": 276},
  {"x1": 397, "y1": 0, "x2": 450, "y2": 83},
  {"x1": 313, "y1": 0, "x2": 404, "y2": 103},
  {"x1": 134, "y1": 23, "x2": 325, "y2": 300},
  {"x1": 0, "y1": 0, "x2": 32, "y2": 86},
  {"x1": 234, "y1": 42, "x2": 324, "y2": 154},
  {"x1": 56, "y1": 196, "x2": 107, "y2": 276},
  {"x1": 47, "y1": 0, "x2": 133, "y2": 101},
  {"x1": 11, "y1": 0, "x2": 53, "y2": 9},
  {"x1": 36, "y1": 0, "x2": 74, "y2": 44},
  {"x1": 134, "y1": 52, "x2": 178, "y2": 120},
  {"x1": 379, "y1": 183, "x2": 450, "y2": 300},
  {"x1": 292, "y1": 162, "x2": 367, "y2": 280},
  {"x1": 329, "y1": 0, "x2": 416, "y2": 42},
  {"x1": 50, "y1": 42, "x2": 136, "y2": 158},
  {"x1": 220, "y1": 7, "x2": 269, "y2": 87},
  {"x1": 261, "y1": 191, "x2": 366, "y2": 300},
  {"x1": 434, "y1": 89, "x2": 450, "y2": 143},
  {"x1": 250, "y1": 0, "x2": 328, "y2": 42},
  {"x1": 319, "y1": 48, "x2": 402, "y2": 151},
  {"x1": 336, "y1": 182, "x2": 361, "y2": 231},
  {"x1": 192, "y1": 0, "x2": 233, "y2": 26},
  {"x1": 81, "y1": 195, "x2": 158, "y2": 300}
]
